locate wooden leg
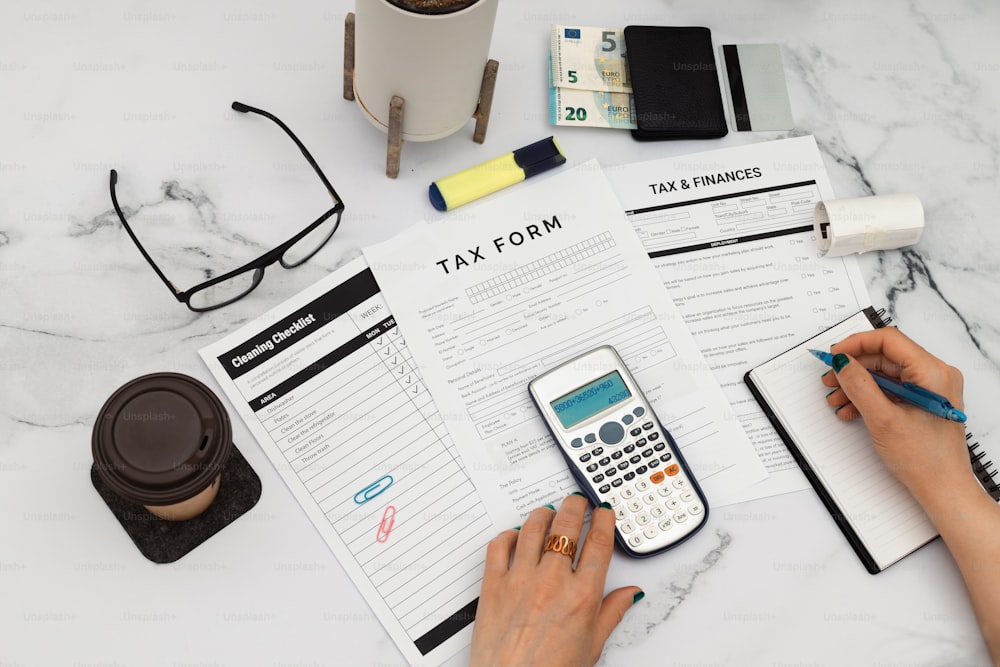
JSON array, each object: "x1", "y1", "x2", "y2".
[
  {"x1": 473, "y1": 58, "x2": 499, "y2": 144},
  {"x1": 386, "y1": 95, "x2": 404, "y2": 179},
  {"x1": 343, "y1": 13, "x2": 355, "y2": 101}
]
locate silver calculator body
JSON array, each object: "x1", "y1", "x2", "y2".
[{"x1": 529, "y1": 345, "x2": 709, "y2": 557}]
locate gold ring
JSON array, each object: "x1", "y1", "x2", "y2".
[{"x1": 543, "y1": 534, "x2": 577, "y2": 560}]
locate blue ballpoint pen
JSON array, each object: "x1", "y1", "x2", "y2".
[{"x1": 808, "y1": 349, "x2": 967, "y2": 423}]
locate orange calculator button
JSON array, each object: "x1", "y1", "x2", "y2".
[
  {"x1": 649, "y1": 471, "x2": 665, "y2": 484},
  {"x1": 665, "y1": 464, "x2": 680, "y2": 476}
]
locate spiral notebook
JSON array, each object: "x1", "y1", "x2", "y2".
[{"x1": 745, "y1": 306, "x2": 997, "y2": 574}]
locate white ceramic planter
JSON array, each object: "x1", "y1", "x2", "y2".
[{"x1": 353, "y1": 0, "x2": 499, "y2": 142}]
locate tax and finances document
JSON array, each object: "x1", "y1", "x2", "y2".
[
  {"x1": 199, "y1": 257, "x2": 493, "y2": 666},
  {"x1": 604, "y1": 136, "x2": 872, "y2": 499},
  {"x1": 365, "y1": 163, "x2": 766, "y2": 526}
]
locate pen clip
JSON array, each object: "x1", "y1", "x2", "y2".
[{"x1": 901, "y1": 382, "x2": 954, "y2": 408}]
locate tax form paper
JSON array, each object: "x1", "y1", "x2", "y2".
[{"x1": 365, "y1": 162, "x2": 766, "y2": 528}]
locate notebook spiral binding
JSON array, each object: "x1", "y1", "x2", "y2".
[
  {"x1": 873, "y1": 308, "x2": 892, "y2": 327},
  {"x1": 968, "y1": 433, "x2": 1000, "y2": 501}
]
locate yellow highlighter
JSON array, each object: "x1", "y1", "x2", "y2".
[{"x1": 429, "y1": 136, "x2": 566, "y2": 211}]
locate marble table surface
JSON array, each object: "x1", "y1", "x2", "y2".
[{"x1": 2, "y1": 0, "x2": 998, "y2": 665}]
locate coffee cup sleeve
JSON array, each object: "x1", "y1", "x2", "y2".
[{"x1": 813, "y1": 193, "x2": 924, "y2": 257}]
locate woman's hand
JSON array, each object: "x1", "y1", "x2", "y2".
[{"x1": 469, "y1": 494, "x2": 642, "y2": 667}]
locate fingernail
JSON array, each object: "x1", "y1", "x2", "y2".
[
  {"x1": 825, "y1": 388, "x2": 837, "y2": 398},
  {"x1": 543, "y1": 503, "x2": 556, "y2": 511},
  {"x1": 571, "y1": 491, "x2": 587, "y2": 497},
  {"x1": 834, "y1": 404, "x2": 846, "y2": 414},
  {"x1": 632, "y1": 590, "x2": 645, "y2": 604},
  {"x1": 599, "y1": 501, "x2": 612, "y2": 510},
  {"x1": 513, "y1": 525, "x2": 521, "y2": 531},
  {"x1": 832, "y1": 353, "x2": 850, "y2": 373},
  {"x1": 821, "y1": 370, "x2": 830, "y2": 378}
]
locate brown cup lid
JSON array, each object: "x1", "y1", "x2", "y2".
[{"x1": 92, "y1": 373, "x2": 233, "y2": 506}]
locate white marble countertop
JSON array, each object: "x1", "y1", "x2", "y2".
[{"x1": 2, "y1": 0, "x2": 999, "y2": 665}]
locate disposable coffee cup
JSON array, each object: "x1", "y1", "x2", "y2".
[{"x1": 92, "y1": 373, "x2": 233, "y2": 521}]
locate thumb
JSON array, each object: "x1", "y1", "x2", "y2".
[
  {"x1": 592, "y1": 587, "x2": 643, "y2": 652},
  {"x1": 831, "y1": 352, "x2": 896, "y2": 422}
]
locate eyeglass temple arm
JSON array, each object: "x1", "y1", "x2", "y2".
[
  {"x1": 231, "y1": 101, "x2": 342, "y2": 207},
  {"x1": 108, "y1": 169, "x2": 182, "y2": 298}
]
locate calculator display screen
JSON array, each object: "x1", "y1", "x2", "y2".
[{"x1": 550, "y1": 371, "x2": 631, "y2": 429}]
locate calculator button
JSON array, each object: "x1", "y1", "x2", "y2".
[
  {"x1": 653, "y1": 442, "x2": 666, "y2": 452},
  {"x1": 642, "y1": 449, "x2": 654, "y2": 458},
  {"x1": 642, "y1": 526, "x2": 658, "y2": 540},
  {"x1": 627, "y1": 499, "x2": 643, "y2": 513},
  {"x1": 672, "y1": 478, "x2": 689, "y2": 489},
  {"x1": 622, "y1": 414, "x2": 634, "y2": 425},
  {"x1": 617, "y1": 461, "x2": 629, "y2": 471},
  {"x1": 624, "y1": 444, "x2": 636, "y2": 454},
  {"x1": 665, "y1": 464, "x2": 680, "y2": 477},
  {"x1": 621, "y1": 487, "x2": 635, "y2": 499},
  {"x1": 635, "y1": 437, "x2": 647, "y2": 447},
  {"x1": 599, "y1": 421, "x2": 625, "y2": 445},
  {"x1": 591, "y1": 447, "x2": 603, "y2": 456},
  {"x1": 635, "y1": 513, "x2": 651, "y2": 526},
  {"x1": 648, "y1": 459, "x2": 660, "y2": 469},
  {"x1": 673, "y1": 510, "x2": 689, "y2": 523},
  {"x1": 633, "y1": 406, "x2": 645, "y2": 417},
  {"x1": 642, "y1": 492, "x2": 657, "y2": 505},
  {"x1": 586, "y1": 463, "x2": 598, "y2": 473},
  {"x1": 579, "y1": 453, "x2": 592, "y2": 463},
  {"x1": 621, "y1": 520, "x2": 636, "y2": 534},
  {"x1": 657, "y1": 485, "x2": 673, "y2": 497},
  {"x1": 628, "y1": 534, "x2": 643, "y2": 548},
  {"x1": 615, "y1": 506, "x2": 628, "y2": 520},
  {"x1": 571, "y1": 437, "x2": 583, "y2": 448},
  {"x1": 629, "y1": 455, "x2": 642, "y2": 465},
  {"x1": 649, "y1": 471, "x2": 665, "y2": 484},
  {"x1": 648, "y1": 432, "x2": 660, "y2": 442},
  {"x1": 665, "y1": 498, "x2": 680, "y2": 511},
  {"x1": 689, "y1": 503, "x2": 704, "y2": 516},
  {"x1": 599, "y1": 484, "x2": 611, "y2": 494},
  {"x1": 605, "y1": 468, "x2": 617, "y2": 477},
  {"x1": 585, "y1": 433, "x2": 597, "y2": 444},
  {"x1": 611, "y1": 450, "x2": 623, "y2": 460},
  {"x1": 680, "y1": 490, "x2": 695, "y2": 503},
  {"x1": 624, "y1": 471, "x2": 636, "y2": 481},
  {"x1": 635, "y1": 479, "x2": 649, "y2": 492},
  {"x1": 642, "y1": 421, "x2": 654, "y2": 430},
  {"x1": 599, "y1": 457, "x2": 610, "y2": 466},
  {"x1": 630, "y1": 427, "x2": 642, "y2": 437},
  {"x1": 635, "y1": 465, "x2": 648, "y2": 475},
  {"x1": 611, "y1": 477, "x2": 623, "y2": 488},
  {"x1": 592, "y1": 474, "x2": 605, "y2": 483},
  {"x1": 650, "y1": 505, "x2": 666, "y2": 518},
  {"x1": 658, "y1": 518, "x2": 673, "y2": 531},
  {"x1": 607, "y1": 493, "x2": 620, "y2": 506},
  {"x1": 660, "y1": 453, "x2": 673, "y2": 463}
]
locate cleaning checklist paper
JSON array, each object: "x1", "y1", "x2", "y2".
[
  {"x1": 365, "y1": 162, "x2": 766, "y2": 525},
  {"x1": 603, "y1": 136, "x2": 873, "y2": 500},
  {"x1": 199, "y1": 257, "x2": 492, "y2": 667}
]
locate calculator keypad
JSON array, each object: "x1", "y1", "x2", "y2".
[{"x1": 572, "y1": 406, "x2": 705, "y2": 554}]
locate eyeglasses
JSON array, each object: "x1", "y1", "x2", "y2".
[{"x1": 109, "y1": 101, "x2": 345, "y2": 312}]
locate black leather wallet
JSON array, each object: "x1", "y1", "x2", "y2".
[{"x1": 624, "y1": 26, "x2": 728, "y2": 140}]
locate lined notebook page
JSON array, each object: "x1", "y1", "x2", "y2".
[{"x1": 749, "y1": 312, "x2": 938, "y2": 570}]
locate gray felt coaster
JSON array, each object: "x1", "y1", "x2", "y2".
[{"x1": 91, "y1": 444, "x2": 262, "y2": 563}]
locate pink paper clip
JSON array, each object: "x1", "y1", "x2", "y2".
[{"x1": 376, "y1": 505, "x2": 397, "y2": 543}]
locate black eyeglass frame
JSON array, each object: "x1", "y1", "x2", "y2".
[{"x1": 109, "y1": 101, "x2": 345, "y2": 312}]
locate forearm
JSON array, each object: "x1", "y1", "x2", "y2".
[{"x1": 918, "y1": 477, "x2": 1000, "y2": 663}]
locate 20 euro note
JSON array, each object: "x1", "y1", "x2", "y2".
[
  {"x1": 549, "y1": 86, "x2": 637, "y2": 129},
  {"x1": 550, "y1": 25, "x2": 631, "y2": 93}
]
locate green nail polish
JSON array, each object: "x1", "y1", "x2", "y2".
[
  {"x1": 821, "y1": 370, "x2": 831, "y2": 378},
  {"x1": 543, "y1": 503, "x2": 556, "y2": 511},
  {"x1": 834, "y1": 404, "x2": 846, "y2": 414},
  {"x1": 571, "y1": 491, "x2": 587, "y2": 497},
  {"x1": 599, "y1": 501, "x2": 612, "y2": 510},
  {"x1": 825, "y1": 389, "x2": 837, "y2": 398},
  {"x1": 514, "y1": 525, "x2": 521, "y2": 531},
  {"x1": 632, "y1": 590, "x2": 645, "y2": 604},
  {"x1": 832, "y1": 353, "x2": 849, "y2": 372}
]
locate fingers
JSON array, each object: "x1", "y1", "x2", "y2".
[
  {"x1": 575, "y1": 502, "x2": 616, "y2": 583},
  {"x1": 483, "y1": 529, "x2": 518, "y2": 578},
  {"x1": 825, "y1": 352, "x2": 897, "y2": 424},
  {"x1": 831, "y1": 327, "x2": 927, "y2": 364},
  {"x1": 541, "y1": 494, "x2": 589, "y2": 566},
  {"x1": 591, "y1": 586, "x2": 643, "y2": 658},
  {"x1": 511, "y1": 504, "x2": 555, "y2": 569}
]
